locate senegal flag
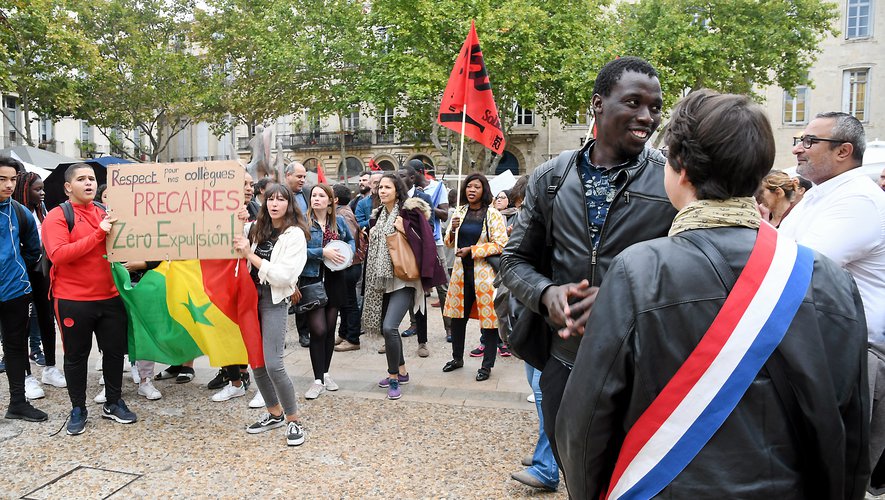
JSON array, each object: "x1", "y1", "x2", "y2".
[{"x1": 112, "y1": 260, "x2": 263, "y2": 368}]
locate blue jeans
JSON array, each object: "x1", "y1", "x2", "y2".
[{"x1": 524, "y1": 363, "x2": 559, "y2": 489}]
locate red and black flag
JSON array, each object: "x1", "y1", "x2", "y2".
[{"x1": 437, "y1": 21, "x2": 505, "y2": 155}]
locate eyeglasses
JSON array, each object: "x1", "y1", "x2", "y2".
[
  {"x1": 495, "y1": 195, "x2": 508, "y2": 200},
  {"x1": 793, "y1": 135, "x2": 846, "y2": 149}
]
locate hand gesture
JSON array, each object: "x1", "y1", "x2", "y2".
[
  {"x1": 99, "y1": 215, "x2": 117, "y2": 234},
  {"x1": 541, "y1": 280, "x2": 594, "y2": 329},
  {"x1": 323, "y1": 246, "x2": 345, "y2": 265},
  {"x1": 449, "y1": 215, "x2": 461, "y2": 231},
  {"x1": 233, "y1": 235, "x2": 251, "y2": 257}
]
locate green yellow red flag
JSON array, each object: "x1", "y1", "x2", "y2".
[{"x1": 112, "y1": 259, "x2": 263, "y2": 368}]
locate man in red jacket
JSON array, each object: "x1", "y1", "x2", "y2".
[{"x1": 42, "y1": 163, "x2": 137, "y2": 435}]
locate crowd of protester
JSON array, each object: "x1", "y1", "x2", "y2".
[{"x1": 2, "y1": 55, "x2": 885, "y2": 496}]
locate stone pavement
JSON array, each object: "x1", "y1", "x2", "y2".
[{"x1": 0, "y1": 302, "x2": 567, "y2": 499}]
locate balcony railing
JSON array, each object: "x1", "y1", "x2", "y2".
[{"x1": 235, "y1": 129, "x2": 433, "y2": 153}]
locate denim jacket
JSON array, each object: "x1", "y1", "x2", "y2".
[{"x1": 302, "y1": 214, "x2": 355, "y2": 278}]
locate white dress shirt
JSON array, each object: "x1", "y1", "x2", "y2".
[{"x1": 779, "y1": 168, "x2": 885, "y2": 342}]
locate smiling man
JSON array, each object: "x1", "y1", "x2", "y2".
[{"x1": 502, "y1": 57, "x2": 678, "y2": 488}]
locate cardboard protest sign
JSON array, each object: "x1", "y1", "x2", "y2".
[{"x1": 105, "y1": 161, "x2": 244, "y2": 261}]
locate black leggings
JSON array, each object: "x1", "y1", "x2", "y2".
[
  {"x1": 450, "y1": 265, "x2": 496, "y2": 370},
  {"x1": 28, "y1": 270, "x2": 57, "y2": 366},
  {"x1": 56, "y1": 296, "x2": 127, "y2": 409},
  {"x1": 307, "y1": 305, "x2": 338, "y2": 381}
]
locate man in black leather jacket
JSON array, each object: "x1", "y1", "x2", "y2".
[
  {"x1": 556, "y1": 90, "x2": 869, "y2": 499},
  {"x1": 501, "y1": 57, "x2": 677, "y2": 465}
]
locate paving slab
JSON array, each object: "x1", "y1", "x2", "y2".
[{"x1": 0, "y1": 297, "x2": 566, "y2": 498}]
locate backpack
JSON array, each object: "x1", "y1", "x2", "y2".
[{"x1": 41, "y1": 200, "x2": 107, "y2": 272}]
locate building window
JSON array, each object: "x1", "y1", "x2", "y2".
[
  {"x1": 345, "y1": 109, "x2": 360, "y2": 130},
  {"x1": 514, "y1": 105, "x2": 534, "y2": 126},
  {"x1": 380, "y1": 107, "x2": 394, "y2": 131},
  {"x1": 571, "y1": 106, "x2": 592, "y2": 126},
  {"x1": 843, "y1": 69, "x2": 869, "y2": 121},
  {"x1": 80, "y1": 120, "x2": 91, "y2": 143},
  {"x1": 783, "y1": 85, "x2": 808, "y2": 124},
  {"x1": 846, "y1": 0, "x2": 872, "y2": 39}
]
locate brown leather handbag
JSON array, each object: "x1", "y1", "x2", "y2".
[{"x1": 386, "y1": 227, "x2": 420, "y2": 281}]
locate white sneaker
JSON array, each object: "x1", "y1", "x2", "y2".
[
  {"x1": 137, "y1": 379, "x2": 162, "y2": 400},
  {"x1": 94, "y1": 387, "x2": 106, "y2": 404},
  {"x1": 527, "y1": 393, "x2": 536, "y2": 403},
  {"x1": 95, "y1": 353, "x2": 103, "y2": 371},
  {"x1": 323, "y1": 374, "x2": 339, "y2": 391},
  {"x1": 130, "y1": 365, "x2": 141, "y2": 385},
  {"x1": 25, "y1": 375, "x2": 44, "y2": 400},
  {"x1": 41, "y1": 366, "x2": 67, "y2": 388},
  {"x1": 211, "y1": 382, "x2": 246, "y2": 402},
  {"x1": 304, "y1": 380, "x2": 325, "y2": 400},
  {"x1": 98, "y1": 375, "x2": 105, "y2": 386},
  {"x1": 249, "y1": 391, "x2": 265, "y2": 409}
]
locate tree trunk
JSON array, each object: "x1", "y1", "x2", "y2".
[
  {"x1": 21, "y1": 91, "x2": 34, "y2": 146},
  {"x1": 338, "y1": 114, "x2": 348, "y2": 187}
]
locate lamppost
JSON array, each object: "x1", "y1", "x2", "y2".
[{"x1": 394, "y1": 152, "x2": 406, "y2": 168}]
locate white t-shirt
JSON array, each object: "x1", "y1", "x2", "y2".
[{"x1": 779, "y1": 168, "x2": 885, "y2": 342}]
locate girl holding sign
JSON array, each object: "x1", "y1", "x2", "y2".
[{"x1": 233, "y1": 183, "x2": 308, "y2": 446}]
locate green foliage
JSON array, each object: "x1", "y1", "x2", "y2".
[
  {"x1": 73, "y1": 0, "x2": 209, "y2": 161},
  {"x1": 614, "y1": 0, "x2": 840, "y2": 111},
  {"x1": 0, "y1": 0, "x2": 98, "y2": 144}
]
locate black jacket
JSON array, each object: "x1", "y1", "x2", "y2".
[
  {"x1": 556, "y1": 227, "x2": 870, "y2": 499},
  {"x1": 501, "y1": 140, "x2": 677, "y2": 364}
]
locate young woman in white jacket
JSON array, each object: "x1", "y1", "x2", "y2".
[{"x1": 233, "y1": 183, "x2": 309, "y2": 446}]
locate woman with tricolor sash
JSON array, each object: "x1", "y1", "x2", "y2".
[
  {"x1": 234, "y1": 183, "x2": 309, "y2": 446},
  {"x1": 555, "y1": 90, "x2": 870, "y2": 499}
]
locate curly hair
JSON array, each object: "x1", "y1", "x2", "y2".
[
  {"x1": 380, "y1": 173, "x2": 409, "y2": 205},
  {"x1": 666, "y1": 90, "x2": 774, "y2": 200},
  {"x1": 593, "y1": 57, "x2": 659, "y2": 97}
]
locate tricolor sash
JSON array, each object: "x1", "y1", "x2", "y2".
[{"x1": 606, "y1": 223, "x2": 814, "y2": 500}]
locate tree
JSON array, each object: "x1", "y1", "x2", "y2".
[
  {"x1": 194, "y1": 0, "x2": 311, "y2": 134},
  {"x1": 613, "y1": 0, "x2": 840, "y2": 126},
  {"x1": 364, "y1": 0, "x2": 612, "y2": 173},
  {"x1": 290, "y1": 0, "x2": 369, "y2": 184},
  {"x1": 0, "y1": 0, "x2": 97, "y2": 147},
  {"x1": 73, "y1": 0, "x2": 210, "y2": 162}
]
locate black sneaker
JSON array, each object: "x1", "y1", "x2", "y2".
[
  {"x1": 154, "y1": 365, "x2": 182, "y2": 380},
  {"x1": 102, "y1": 399, "x2": 137, "y2": 424},
  {"x1": 246, "y1": 412, "x2": 285, "y2": 434},
  {"x1": 5, "y1": 401, "x2": 48, "y2": 422},
  {"x1": 286, "y1": 420, "x2": 305, "y2": 446},
  {"x1": 207, "y1": 369, "x2": 229, "y2": 390},
  {"x1": 67, "y1": 407, "x2": 87, "y2": 435}
]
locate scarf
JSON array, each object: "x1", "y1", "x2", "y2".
[
  {"x1": 361, "y1": 203, "x2": 399, "y2": 334},
  {"x1": 669, "y1": 197, "x2": 761, "y2": 237}
]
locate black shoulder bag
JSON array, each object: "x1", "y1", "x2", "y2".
[{"x1": 508, "y1": 153, "x2": 574, "y2": 371}]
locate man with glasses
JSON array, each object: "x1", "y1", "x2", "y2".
[
  {"x1": 779, "y1": 112, "x2": 885, "y2": 493},
  {"x1": 780, "y1": 112, "x2": 885, "y2": 342}
]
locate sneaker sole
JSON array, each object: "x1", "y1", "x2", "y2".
[
  {"x1": 387, "y1": 393, "x2": 402, "y2": 400},
  {"x1": 42, "y1": 380, "x2": 67, "y2": 388},
  {"x1": 101, "y1": 412, "x2": 137, "y2": 424},
  {"x1": 246, "y1": 420, "x2": 285, "y2": 434},
  {"x1": 5, "y1": 412, "x2": 48, "y2": 422},
  {"x1": 25, "y1": 392, "x2": 45, "y2": 400},
  {"x1": 66, "y1": 426, "x2": 86, "y2": 436},
  {"x1": 248, "y1": 401, "x2": 265, "y2": 409},
  {"x1": 211, "y1": 391, "x2": 246, "y2": 402},
  {"x1": 287, "y1": 435, "x2": 305, "y2": 446},
  {"x1": 139, "y1": 392, "x2": 162, "y2": 401}
]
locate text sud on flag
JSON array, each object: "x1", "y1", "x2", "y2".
[
  {"x1": 437, "y1": 20, "x2": 506, "y2": 155},
  {"x1": 112, "y1": 259, "x2": 263, "y2": 368}
]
